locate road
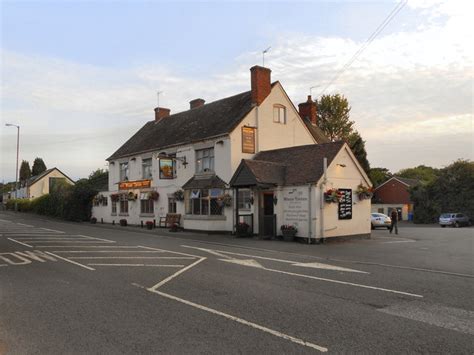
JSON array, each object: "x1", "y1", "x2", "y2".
[{"x1": 1, "y1": 211, "x2": 473, "y2": 354}]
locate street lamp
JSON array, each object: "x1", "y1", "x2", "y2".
[{"x1": 5, "y1": 123, "x2": 20, "y2": 210}]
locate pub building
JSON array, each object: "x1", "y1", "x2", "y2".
[{"x1": 92, "y1": 66, "x2": 372, "y2": 240}]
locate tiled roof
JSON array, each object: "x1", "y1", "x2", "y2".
[
  {"x1": 231, "y1": 142, "x2": 345, "y2": 186},
  {"x1": 182, "y1": 174, "x2": 228, "y2": 190},
  {"x1": 302, "y1": 118, "x2": 330, "y2": 144},
  {"x1": 107, "y1": 90, "x2": 255, "y2": 160}
]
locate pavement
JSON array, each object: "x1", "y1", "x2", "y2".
[{"x1": 1, "y1": 211, "x2": 473, "y2": 354}]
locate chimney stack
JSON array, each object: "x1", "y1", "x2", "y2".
[
  {"x1": 190, "y1": 98, "x2": 205, "y2": 109},
  {"x1": 154, "y1": 107, "x2": 170, "y2": 122},
  {"x1": 250, "y1": 65, "x2": 271, "y2": 106},
  {"x1": 298, "y1": 95, "x2": 317, "y2": 125}
]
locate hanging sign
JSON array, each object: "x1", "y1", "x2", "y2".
[
  {"x1": 338, "y1": 189, "x2": 352, "y2": 220},
  {"x1": 242, "y1": 127, "x2": 255, "y2": 154},
  {"x1": 159, "y1": 159, "x2": 174, "y2": 179},
  {"x1": 119, "y1": 179, "x2": 151, "y2": 190}
]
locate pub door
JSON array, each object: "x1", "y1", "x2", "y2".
[{"x1": 259, "y1": 192, "x2": 276, "y2": 237}]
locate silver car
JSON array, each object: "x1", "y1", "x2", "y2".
[
  {"x1": 439, "y1": 213, "x2": 470, "y2": 228},
  {"x1": 371, "y1": 213, "x2": 391, "y2": 230}
]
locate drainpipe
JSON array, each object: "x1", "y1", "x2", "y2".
[
  {"x1": 320, "y1": 157, "x2": 328, "y2": 241},
  {"x1": 308, "y1": 184, "x2": 312, "y2": 244},
  {"x1": 255, "y1": 106, "x2": 259, "y2": 153}
]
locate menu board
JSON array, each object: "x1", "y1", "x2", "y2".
[
  {"x1": 338, "y1": 189, "x2": 352, "y2": 220},
  {"x1": 242, "y1": 127, "x2": 255, "y2": 154}
]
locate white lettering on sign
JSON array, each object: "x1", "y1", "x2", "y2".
[
  {"x1": 0, "y1": 250, "x2": 57, "y2": 267},
  {"x1": 282, "y1": 188, "x2": 309, "y2": 236}
]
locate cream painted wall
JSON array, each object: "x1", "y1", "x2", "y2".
[
  {"x1": 319, "y1": 145, "x2": 372, "y2": 238},
  {"x1": 229, "y1": 83, "x2": 316, "y2": 172},
  {"x1": 28, "y1": 169, "x2": 74, "y2": 200}
]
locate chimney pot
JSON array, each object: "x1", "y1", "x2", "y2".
[
  {"x1": 250, "y1": 65, "x2": 272, "y2": 106},
  {"x1": 154, "y1": 107, "x2": 170, "y2": 122},
  {"x1": 190, "y1": 98, "x2": 205, "y2": 109},
  {"x1": 298, "y1": 97, "x2": 317, "y2": 126}
]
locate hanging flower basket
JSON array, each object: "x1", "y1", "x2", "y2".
[
  {"x1": 280, "y1": 225, "x2": 297, "y2": 241},
  {"x1": 235, "y1": 222, "x2": 250, "y2": 237},
  {"x1": 324, "y1": 188, "x2": 343, "y2": 203},
  {"x1": 356, "y1": 184, "x2": 374, "y2": 200},
  {"x1": 145, "y1": 221, "x2": 154, "y2": 230},
  {"x1": 127, "y1": 192, "x2": 137, "y2": 201},
  {"x1": 148, "y1": 191, "x2": 159, "y2": 201},
  {"x1": 110, "y1": 194, "x2": 120, "y2": 202},
  {"x1": 173, "y1": 189, "x2": 185, "y2": 201},
  {"x1": 217, "y1": 193, "x2": 232, "y2": 207}
]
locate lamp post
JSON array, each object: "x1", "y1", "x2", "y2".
[{"x1": 5, "y1": 123, "x2": 20, "y2": 211}]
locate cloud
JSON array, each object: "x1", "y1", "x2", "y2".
[{"x1": 1, "y1": 0, "x2": 472, "y2": 181}]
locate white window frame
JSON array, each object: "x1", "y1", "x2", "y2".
[
  {"x1": 195, "y1": 148, "x2": 215, "y2": 173},
  {"x1": 142, "y1": 158, "x2": 152, "y2": 180},
  {"x1": 119, "y1": 162, "x2": 129, "y2": 182},
  {"x1": 273, "y1": 105, "x2": 286, "y2": 124}
]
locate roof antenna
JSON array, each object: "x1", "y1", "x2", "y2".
[
  {"x1": 310, "y1": 85, "x2": 319, "y2": 98},
  {"x1": 262, "y1": 47, "x2": 271, "y2": 67},
  {"x1": 157, "y1": 91, "x2": 163, "y2": 112}
]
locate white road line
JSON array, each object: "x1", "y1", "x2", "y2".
[
  {"x1": 16, "y1": 223, "x2": 34, "y2": 227},
  {"x1": 77, "y1": 235, "x2": 115, "y2": 243},
  {"x1": 33, "y1": 246, "x2": 142, "y2": 248},
  {"x1": 70, "y1": 256, "x2": 196, "y2": 260},
  {"x1": 139, "y1": 245, "x2": 202, "y2": 258},
  {"x1": 7, "y1": 238, "x2": 33, "y2": 248},
  {"x1": 22, "y1": 240, "x2": 113, "y2": 243},
  {"x1": 148, "y1": 257, "x2": 206, "y2": 291},
  {"x1": 40, "y1": 228, "x2": 64, "y2": 233},
  {"x1": 382, "y1": 240, "x2": 416, "y2": 244},
  {"x1": 0, "y1": 219, "x2": 12, "y2": 222},
  {"x1": 149, "y1": 289, "x2": 328, "y2": 352},
  {"x1": 48, "y1": 250, "x2": 168, "y2": 253},
  {"x1": 14, "y1": 238, "x2": 92, "y2": 241},
  {"x1": 44, "y1": 252, "x2": 95, "y2": 271},
  {"x1": 260, "y1": 266, "x2": 423, "y2": 298},
  {"x1": 88, "y1": 264, "x2": 185, "y2": 267}
]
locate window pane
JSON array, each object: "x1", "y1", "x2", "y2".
[
  {"x1": 201, "y1": 199, "x2": 209, "y2": 215},
  {"x1": 210, "y1": 199, "x2": 223, "y2": 215},
  {"x1": 273, "y1": 107, "x2": 279, "y2": 122}
]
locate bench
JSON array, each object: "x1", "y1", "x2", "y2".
[{"x1": 158, "y1": 213, "x2": 182, "y2": 228}]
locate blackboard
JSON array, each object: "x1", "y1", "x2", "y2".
[{"x1": 338, "y1": 189, "x2": 352, "y2": 220}]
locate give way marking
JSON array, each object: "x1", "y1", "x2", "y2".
[
  {"x1": 182, "y1": 245, "x2": 423, "y2": 298},
  {"x1": 0, "y1": 250, "x2": 58, "y2": 266}
]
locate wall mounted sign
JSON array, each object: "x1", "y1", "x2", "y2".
[
  {"x1": 159, "y1": 159, "x2": 175, "y2": 179},
  {"x1": 338, "y1": 188, "x2": 352, "y2": 220},
  {"x1": 119, "y1": 179, "x2": 151, "y2": 190},
  {"x1": 242, "y1": 127, "x2": 256, "y2": 154}
]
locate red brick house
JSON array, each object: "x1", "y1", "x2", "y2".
[{"x1": 371, "y1": 177, "x2": 419, "y2": 221}]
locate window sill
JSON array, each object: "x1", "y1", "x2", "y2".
[
  {"x1": 118, "y1": 213, "x2": 129, "y2": 216},
  {"x1": 111, "y1": 213, "x2": 117, "y2": 216},
  {"x1": 139, "y1": 213, "x2": 155, "y2": 217},
  {"x1": 184, "y1": 215, "x2": 226, "y2": 221}
]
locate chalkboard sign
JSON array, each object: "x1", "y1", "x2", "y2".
[{"x1": 338, "y1": 189, "x2": 352, "y2": 220}]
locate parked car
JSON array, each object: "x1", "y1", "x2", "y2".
[
  {"x1": 371, "y1": 213, "x2": 391, "y2": 230},
  {"x1": 439, "y1": 213, "x2": 471, "y2": 228}
]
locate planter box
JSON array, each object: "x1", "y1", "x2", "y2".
[{"x1": 281, "y1": 230, "x2": 296, "y2": 242}]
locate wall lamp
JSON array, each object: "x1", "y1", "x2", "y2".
[{"x1": 336, "y1": 164, "x2": 346, "y2": 168}]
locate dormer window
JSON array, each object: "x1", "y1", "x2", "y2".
[{"x1": 273, "y1": 105, "x2": 286, "y2": 124}]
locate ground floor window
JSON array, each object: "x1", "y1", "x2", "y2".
[
  {"x1": 238, "y1": 189, "x2": 252, "y2": 210},
  {"x1": 168, "y1": 197, "x2": 177, "y2": 213},
  {"x1": 119, "y1": 195, "x2": 128, "y2": 214},
  {"x1": 111, "y1": 200, "x2": 117, "y2": 214},
  {"x1": 185, "y1": 188, "x2": 224, "y2": 216},
  {"x1": 140, "y1": 198, "x2": 154, "y2": 214}
]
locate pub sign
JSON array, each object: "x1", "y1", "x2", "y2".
[
  {"x1": 242, "y1": 127, "x2": 255, "y2": 154},
  {"x1": 338, "y1": 188, "x2": 352, "y2": 220}
]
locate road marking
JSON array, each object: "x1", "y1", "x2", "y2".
[
  {"x1": 16, "y1": 223, "x2": 34, "y2": 227},
  {"x1": 22, "y1": 240, "x2": 113, "y2": 243},
  {"x1": 382, "y1": 240, "x2": 416, "y2": 244},
  {"x1": 49, "y1": 250, "x2": 168, "y2": 253},
  {"x1": 70, "y1": 256, "x2": 196, "y2": 260},
  {"x1": 148, "y1": 257, "x2": 206, "y2": 291},
  {"x1": 40, "y1": 228, "x2": 64, "y2": 233},
  {"x1": 183, "y1": 245, "x2": 368, "y2": 273},
  {"x1": 379, "y1": 301, "x2": 474, "y2": 335},
  {"x1": 34, "y1": 246, "x2": 144, "y2": 248},
  {"x1": 15, "y1": 250, "x2": 57, "y2": 262},
  {"x1": 77, "y1": 235, "x2": 115, "y2": 243},
  {"x1": 0, "y1": 253, "x2": 32, "y2": 265},
  {"x1": 139, "y1": 245, "x2": 202, "y2": 258},
  {"x1": 44, "y1": 252, "x2": 95, "y2": 271},
  {"x1": 153, "y1": 289, "x2": 328, "y2": 352},
  {"x1": 0, "y1": 219, "x2": 12, "y2": 222},
  {"x1": 220, "y1": 258, "x2": 264, "y2": 268},
  {"x1": 88, "y1": 263, "x2": 185, "y2": 267},
  {"x1": 7, "y1": 238, "x2": 33, "y2": 248}
]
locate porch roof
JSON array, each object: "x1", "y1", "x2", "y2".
[{"x1": 182, "y1": 174, "x2": 228, "y2": 190}]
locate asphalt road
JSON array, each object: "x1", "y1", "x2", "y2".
[{"x1": 1, "y1": 211, "x2": 473, "y2": 354}]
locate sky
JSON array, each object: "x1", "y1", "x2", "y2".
[{"x1": 1, "y1": 0, "x2": 473, "y2": 182}]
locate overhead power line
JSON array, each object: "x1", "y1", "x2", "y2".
[{"x1": 314, "y1": 0, "x2": 408, "y2": 97}]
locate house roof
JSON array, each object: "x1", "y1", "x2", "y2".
[
  {"x1": 302, "y1": 118, "x2": 331, "y2": 144},
  {"x1": 375, "y1": 176, "x2": 419, "y2": 191},
  {"x1": 230, "y1": 141, "x2": 345, "y2": 187},
  {"x1": 182, "y1": 174, "x2": 228, "y2": 190},
  {"x1": 107, "y1": 88, "x2": 261, "y2": 161},
  {"x1": 25, "y1": 167, "x2": 75, "y2": 188}
]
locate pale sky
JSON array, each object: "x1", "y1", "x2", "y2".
[{"x1": 1, "y1": 0, "x2": 473, "y2": 182}]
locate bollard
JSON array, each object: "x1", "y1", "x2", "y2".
[
  {"x1": 101, "y1": 218, "x2": 103, "y2": 224},
  {"x1": 141, "y1": 221, "x2": 144, "y2": 228},
  {"x1": 153, "y1": 219, "x2": 156, "y2": 229},
  {"x1": 112, "y1": 220, "x2": 115, "y2": 225}
]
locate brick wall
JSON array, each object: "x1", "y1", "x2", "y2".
[{"x1": 374, "y1": 179, "x2": 412, "y2": 204}]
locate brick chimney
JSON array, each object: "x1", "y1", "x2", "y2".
[
  {"x1": 250, "y1": 65, "x2": 271, "y2": 106},
  {"x1": 298, "y1": 95, "x2": 317, "y2": 125},
  {"x1": 190, "y1": 98, "x2": 205, "y2": 109},
  {"x1": 154, "y1": 107, "x2": 170, "y2": 122}
]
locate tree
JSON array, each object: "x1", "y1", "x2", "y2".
[
  {"x1": 32, "y1": 158, "x2": 47, "y2": 176},
  {"x1": 88, "y1": 169, "x2": 109, "y2": 191},
  {"x1": 19, "y1": 160, "x2": 31, "y2": 185},
  {"x1": 396, "y1": 165, "x2": 439, "y2": 184},
  {"x1": 347, "y1": 131, "x2": 370, "y2": 172},
  {"x1": 316, "y1": 94, "x2": 354, "y2": 141},
  {"x1": 368, "y1": 167, "x2": 392, "y2": 187}
]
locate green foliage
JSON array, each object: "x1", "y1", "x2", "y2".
[
  {"x1": 6, "y1": 199, "x2": 32, "y2": 212},
  {"x1": 368, "y1": 167, "x2": 392, "y2": 187},
  {"x1": 396, "y1": 165, "x2": 439, "y2": 184},
  {"x1": 411, "y1": 160, "x2": 474, "y2": 223},
  {"x1": 19, "y1": 160, "x2": 31, "y2": 183},
  {"x1": 347, "y1": 131, "x2": 370, "y2": 173},
  {"x1": 88, "y1": 169, "x2": 109, "y2": 191},
  {"x1": 316, "y1": 94, "x2": 354, "y2": 141},
  {"x1": 32, "y1": 158, "x2": 47, "y2": 176}
]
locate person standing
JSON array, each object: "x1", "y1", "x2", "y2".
[{"x1": 390, "y1": 209, "x2": 398, "y2": 235}]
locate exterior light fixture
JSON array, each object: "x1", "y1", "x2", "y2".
[
  {"x1": 158, "y1": 151, "x2": 188, "y2": 167},
  {"x1": 273, "y1": 195, "x2": 278, "y2": 205},
  {"x1": 337, "y1": 164, "x2": 346, "y2": 168}
]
